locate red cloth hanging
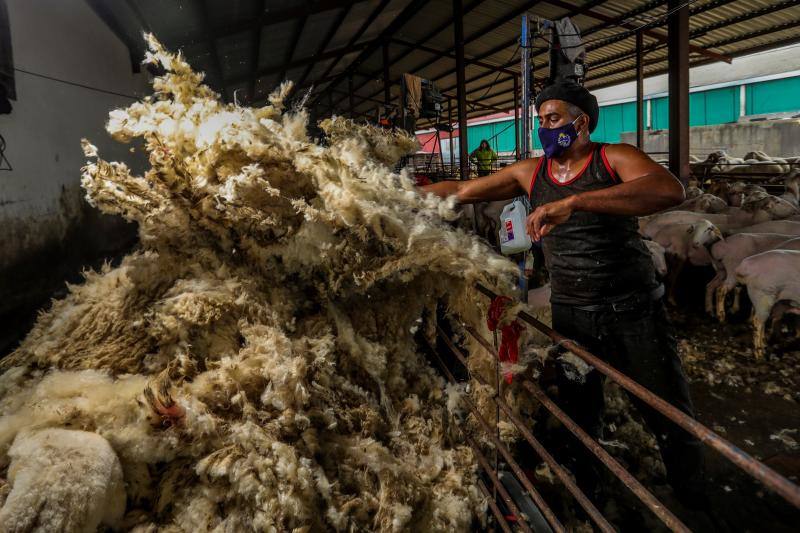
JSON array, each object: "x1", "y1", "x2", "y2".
[{"x1": 487, "y1": 296, "x2": 523, "y2": 383}]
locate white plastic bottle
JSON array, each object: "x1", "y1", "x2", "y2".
[{"x1": 498, "y1": 199, "x2": 532, "y2": 255}]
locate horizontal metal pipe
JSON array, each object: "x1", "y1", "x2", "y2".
[
  {"x1": 466, "y1": 434, "x2": 533, "y2": 533},
  {"x1": 474, "y1": 283, "x2": 800, "y2": 510},
  {"x1": 695, "y1": 162, "x2": 800, "y2": 166},
  {"x1": 426, "y1": 339, "x2": 565, "y2": 533},
  {"x1": 521, "y1": 379, "x2": 690, "y2": 532},
  {"x1": 437, "y1": 326, "x2": 615, "y2": 532},
  {"x1": 477, "y1": 479, "x2": 514, "y2": 533},
  {"x1": 703, "y1": 172, "x2": 795, "y2": 177}
]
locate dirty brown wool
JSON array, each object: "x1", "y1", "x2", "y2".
[{"x1": 0, "y1": 35, "x2": 523, "y2": 532}]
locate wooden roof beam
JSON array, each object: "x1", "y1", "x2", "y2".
[
  {"x1": 175, "y1": 0, "x2": 364, "y2": 48},
  {"x1": 347, "y1": 0, "x2": 547, "y2": 104},
  {"x1": 311, "y1": 0, "x2": 430, "y2": 107},
  {"x1": 293, "y1": 5, "x2": 353, "y2": 93},
  {"x1": 226, "y1": 39, "x2": 376, "y2": 86},
  {"x1": 546, "y1": 0, "x2": 731, "y2": 63},
  {"x1": 307, "y1": 0, "x2": 392, "y2": 95},
  {"x1": 390, "y1": 38, "x2": 517, "y2": 76}
]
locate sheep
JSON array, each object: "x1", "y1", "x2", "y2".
[
  {"x1": 650, "y1": 220, "x2": 722, "y2": 304},
  {"x1": 704, "y1": 233, "x2": 797, "y2": 322},
  {"x1": 643, "y1": 239, "x2": 668, "y2": 278},
  {"x1": 640, "y1": 210, "x2": 738, "y2": 236},
  {"x1": 735, "y1": 250, "x2": 800, "y2": 358},
  {"x1": 0, "y1": 429, "x2": 125, "y2": 533},
  {"x1": 666, "y1": 193, "x2": 727, "y2": 214},
  {"x1": 727, "y1": 219, "x2": 800, "y2": 237},
  {"x1": 772, "y1": 170, "x2": 800, "y2": 208}
]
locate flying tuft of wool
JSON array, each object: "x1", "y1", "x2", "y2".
[{"x1": 0, "y1": 35, "x2": 523, "y2": 532}]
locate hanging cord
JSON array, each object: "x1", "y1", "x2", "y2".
[
  {"x1": 0, "y1": 133, "x2": 11, "y2": 171},
  {"x1": 13, "y1": 67, "x2": 139, "y2": 100},
  {"x1": 467, "y1": 43, "x2": 520, "y2": 114}
]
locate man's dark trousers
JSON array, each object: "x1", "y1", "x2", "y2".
[{"x1": 551, "y1": 296, "x2": 705, "y2": 499}]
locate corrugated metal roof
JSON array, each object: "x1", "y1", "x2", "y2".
[{"x1": 91, "y1": 0, "x2": 800, "y2": 123}]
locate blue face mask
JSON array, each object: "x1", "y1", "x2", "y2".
[{"x1": 537, "y1": 116, "x2": 582, "y2": 158}]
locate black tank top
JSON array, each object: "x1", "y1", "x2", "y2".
[{"x1": 529, "y1": 143, "x2": 658, "y2": 306}]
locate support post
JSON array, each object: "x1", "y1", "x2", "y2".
[
  {"x1": 454, "y1": 0, "x2": 469, "y2": 181},
  {"x1": 348, "y1": 75, "x2": 354, "y2": 117},
  {"x1": 520, "y1": 15, "x2": 531, "y2": 159},
  {"x1": 514, "y1": 75, "x2": 520, "y2": 160},
  {"x1": 448, "y1": 97, "x2": 455, "y2": 178},
  {"x1": 382, "y1": 40, "x2": 391, "y2": 107},
  {"x1": 635, "y1": 30, "x2": 644, "y2": 151},
  {"x1": 668, "y1": 0, "x2": 690, "y2": 182}
]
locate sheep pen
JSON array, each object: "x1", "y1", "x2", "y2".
[{"x1": 0, "y1": 35, "x2": 531, "y2": 532}]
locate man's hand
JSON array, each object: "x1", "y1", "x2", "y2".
[{"x1": 526, "y1": 197, "x2": 575, "y2": 241}]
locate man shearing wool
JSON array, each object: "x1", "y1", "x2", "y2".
[{"x1": 422, "y1": 81, "x2": 706, "y2": 505}]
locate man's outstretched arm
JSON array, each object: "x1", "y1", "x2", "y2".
[
  {"x1": 527, "y1": 144, "x2": 684, "y2": 240},
  {"x1": 420, "y1": 158, "x2": 536, "y2": 204}
]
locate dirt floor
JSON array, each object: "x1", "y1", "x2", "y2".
[{"x1": 667, "y1": 305, "x2": 800, "y2": 532}]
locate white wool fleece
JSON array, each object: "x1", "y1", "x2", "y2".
[{"x1": 0, "y1": 34, "x2": 534, "y2": 532}]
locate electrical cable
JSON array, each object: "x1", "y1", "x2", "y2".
[
  {"x1": 467, "y1": 43, "x2": 520, "y2": 114},
  {"x1": 523, "y1": 0, "x2": 700, "y2": 52},
  {"x1": 13, "y1": 67, "x2": 139, "y2": 100},
  {"x1": 0, "y1": 133, "x2": 11, "y2": 171},
  {"x1": 558, "y1": 0, "x2": 702, "y2": 50}
]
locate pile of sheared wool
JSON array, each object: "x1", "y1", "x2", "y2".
[{"x1": 0, "y1": 36, "x2": 520, "y2": 532}]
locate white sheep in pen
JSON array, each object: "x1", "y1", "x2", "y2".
[{"x1": 735, "y1": 250, "x2": 800, "y2": 358}]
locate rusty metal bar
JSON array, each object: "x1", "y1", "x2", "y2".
[
  {"x1": 382, "y1": 40, "x2": 391, "y2": 107},
  {"x1": 474, "y1": 283, "x2": 800, "y2": 509},
  {"x1": 492, "y1": 329, "x2": 501, "y2": 497},
  {"x1": 454, "y1": 0, "x2": 470, "y2": 182},
  {"x1": 477, "y1": 479, "x2": 514, "y2": 533},
  {"x1": 521, "y1": 379, "x2": 690, "y2": 532},
  {"x1": 426, "y1": 338, "x2": 565, "y2": 532},
  {"x1": 438, "y1": 326, "x2": 615, "y2": 533},
  {"x1": 513, "y1": 75, "x2": 520, "y2": 161},
  {"x1": 466, "y1": 434, "x2": 534, "y2": 533},
  {"x1": 636, "y1": 30, "x2": 644, "y2": 151},
  {"x1": 668, "y1": 0, "x2": 690, "y2": 183}
]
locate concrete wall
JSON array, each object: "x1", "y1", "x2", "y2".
[
  {"x1": 620, "y1": 118, "x2": 800, "y2": 159},
  {"x1": 0, "y1": 0, "x2": 150, "y2": 352}
]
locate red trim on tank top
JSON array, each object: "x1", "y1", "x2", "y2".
[
  {"x1": 528, "y1": 157, "x2": 544, "y2": 196},
  {"x1": 546, "y1": 143, "x2": 595, "y2": 186},
  {"x1": 600, "y1": 144, "x2": 620, "y2": 183}
]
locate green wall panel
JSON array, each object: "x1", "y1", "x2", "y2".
[
  {"x1": 703, "y1": 86, "x2": 738, "y2": 124},
  {"x1": 689, "y1": 92, "x2": 705, "y2": 127},
  {"x1": 466, "y1": 120, "x2": 520, "y2": 153},
  {"x1": 746, "y1": 77, "x2": 800, "y2": 115},
  {"x1": 467, "y1": 123, "x2": 495, "y2": 152},
  {"x1": 593, "y1": 101, "x2": 638, "y2": 143},
  {"x1": 461, "y1": 75, "x2": 799, "y2": 153},
  {"x1": 651, "y1": 97, "x2": 669, "y2": 130},
  {"x1": 494, "y1": 120, "x2": 517, "y2": 152},
  {"x1": 689, "y1": 87, "x2": 738, "y2": 126}
]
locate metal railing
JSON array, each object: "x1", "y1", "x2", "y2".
[
  {"x1": 426, "y1": 283, "x2": 800, "y2": 531},
  {"x1": 405, "y1": 154, "x2": 519, "y2": 180}
]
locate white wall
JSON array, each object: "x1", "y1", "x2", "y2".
[
  {"x1": 0, "y1": 0, "x2": 149, "y2": 324},
  {"x1": 0, "y1": 0, "x2": 148, "y2": 220}
]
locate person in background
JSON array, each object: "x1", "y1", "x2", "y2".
[{"x1": 469, "y1": 139, "x2": 498, "y2": 177}]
